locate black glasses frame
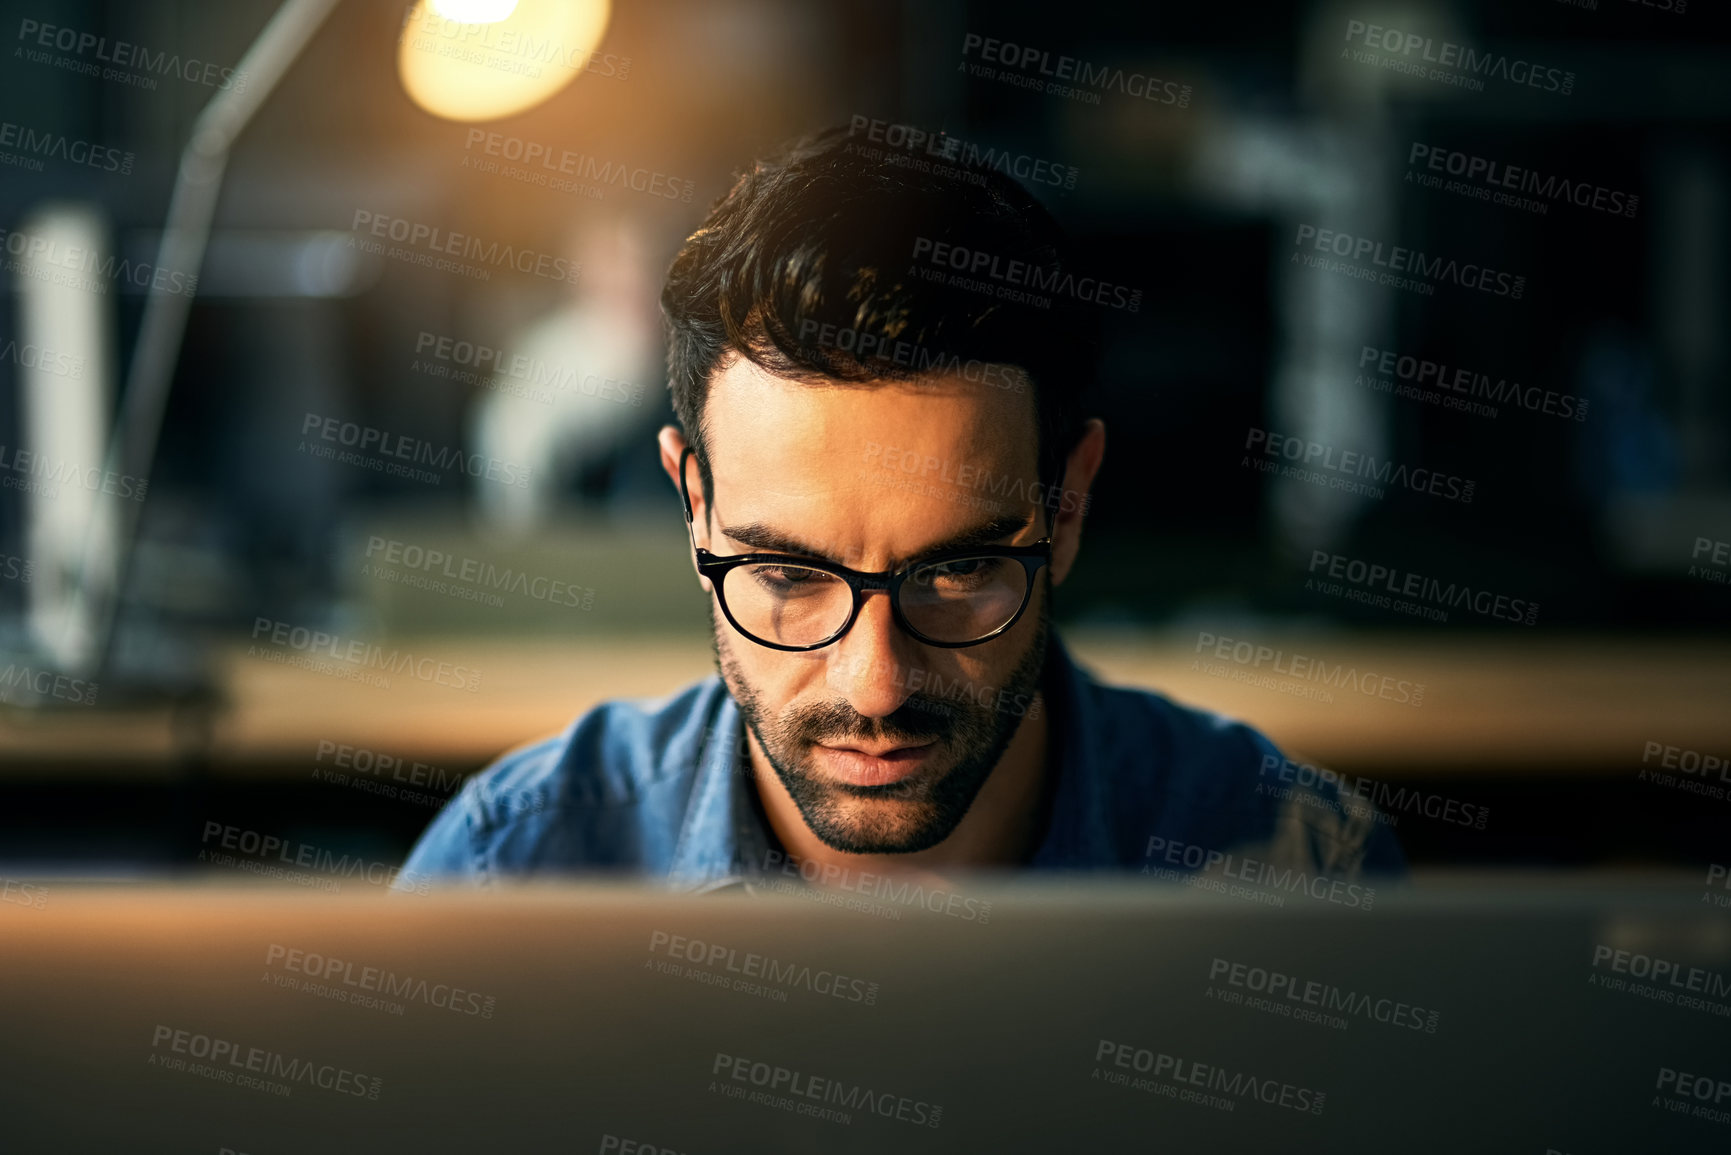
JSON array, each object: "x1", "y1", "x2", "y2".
[{"x1": 677, "y1": 448, "x2": 1051, "y2": 651}]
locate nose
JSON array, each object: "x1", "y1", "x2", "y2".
[{"x1": 826, "y1": 589, "x2": 919, "y2": 720}]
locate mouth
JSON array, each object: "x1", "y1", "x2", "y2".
[{"x1": 811, "y1": 741, "x2": 937, "y2": 788}]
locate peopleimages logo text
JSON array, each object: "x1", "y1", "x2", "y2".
[
  {"x1": 149, "y1": 1025, "x2": 379, "y2": 1099},
  {"x1": 1307, "y1": 549, "x2": 1539, "y2": 626},
  {"x1": 1407, "y1": 143, "x2": 1636, "y2": 219},
  {"x1": 200, "y1": 819, "x2": 434, "y2": 894},
  {"x1": 0, "y1": 663, "x2": 99, "y2": 707},
  {"x1": 1, "y1": 223, "x2": 198, "y2": 297},
  {"x1": 863, "y1": 441, "x2": 1090, "y2": 517},
  {"x1": 795, "y1": 320, "x2": 1026, "y2": 392},
  {"x1": 1342, "y1": 19, "x2": 1575, "y2": 95},
  {"x1": 413, "y1": 331, "x2": 643, "y2": 406},
  {"x1": 828, "y1": 651, "x2": 1043, "y2": 724},
  {"x1": 1245, "y1": 427, "x2": 1475, "y2": 505},
  {"x1": 300, "y1": 412, "x2": 532, "y2": 488},
  {"x1": 1358, "y1": 345, "x2": 1586, "y2": 422},
  {"x1": 847, "y1": 116, "x2": 1079, "y2": 190},
  {"x1": 1093, "y1": 1039, "x2": 1326, "y2": 1114},
  {"x1": 1195, "y1": 630, "x2": 1425, "y2": 708},
  {"x1": 265, "y1": 944, "x2": 496, "y2": 1018},
  {"x1": 760, "y1": 849, "x2": 993, "y2": 922},
  {"x1": 1654, "y1": 1066, "x2": 1731, "y2": 1126},
  {"x1": 1208, "y1": 956, "x2": 1442, "y2": 1033},
  {"x1": 364, "y1": 535, "x2": 594, "y2": 610},
  {"x1": 399, "y1": 8, "x2": 630, "y2": 81},
  {"x1": 648, "y1": 931, "x2": 880, "y2": 1004},
  {"x1": 1, "y1": 877, "x2": 48, "y2": 910},
  {"x1": 1259, "y1": 754, "x2": 1489, "y2": 831},
  {"x1": 249, "y1": 617, "x2": 482, "y2": 693},
  {"x1": 0, "y1": 443, "x2": 148, "y2": 503},
  {"x1": 911, "y1": 236, "x2": 1141, "y2": 312},
  {"x1": 1145, "y1": 834, "x2": 1378, "y2": 909},
  {"x1": 0, "y1": 338, "x2": 83, "y2": 379},
  {"x1": 462, "y1": 130, "x2": 694, "y2": 202},
  {"x1": 0, "y1": 120, "x2": 133, "y2": 174},
  {"x1": 1592, "y1": 944, "x2": 1731, "y2": 1002},
  {"x1": 349, "y1": 210, "x2": 581, "y2": 285},
  {"x1": 1293, "y1": 224, "x2": 1525, "y2": 300},
  {"x1": 960, "y1": 34, "x2": 1191, "y2": 107},
  {"x1": 711, "y1": 1053, "x2": 943, "y2": 1128},
  {"x1": 16, "y1": 19, "x2": 248, "y2": 92},
  {"x1": 1639, "y1": 739, "x2": 1731, "y2": 805}
]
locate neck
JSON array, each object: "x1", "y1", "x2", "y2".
[{"x1": 751, "y1": 695, "x2": 1051, "y2": 885}]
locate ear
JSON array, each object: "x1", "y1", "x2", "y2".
[
  {"x1": 1047, "y1": 419, "x2": 1105, "y2": 588},
  {"x1": 657, "y1": 425, "x2": 712, "y2": 590}
]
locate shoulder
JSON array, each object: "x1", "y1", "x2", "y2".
[
  {"x1": 1080, "y1": 672, "x2": 1279, "y2": 819},
  {"x1": 399, "y1": 676, "x2": 738, "y2": 881},
  {"x1": 1062, "y1": 649, "x2": 1405, "y2": 876}
]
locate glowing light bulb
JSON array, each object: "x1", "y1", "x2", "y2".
[
  {"x1": 431, "y1": 0, "x2": 518, "y2": 23},
  {"x1": 399, "y1": 0, "x2": 611, "y2": 122}
]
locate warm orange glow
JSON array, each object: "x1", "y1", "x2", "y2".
[
  {"x1": 398, "y1": 0, "x2": 611, "y2": 123},
  {"x1": 433, "y1": 0, "x2": 519, "y2": 20}
]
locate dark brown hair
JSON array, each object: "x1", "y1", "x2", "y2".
[{"x1": 660, "y1": 124, "x2": 1096, "y2": 505}]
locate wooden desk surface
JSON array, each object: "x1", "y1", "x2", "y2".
[{"x1": 1, "y1": 633, "x2": 1725, "y2": 779}]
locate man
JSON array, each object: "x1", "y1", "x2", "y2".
[{"x1": 400, "y1": 126, "x2": 1403, "y2": 893}]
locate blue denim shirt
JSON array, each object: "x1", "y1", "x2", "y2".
[{"x1": 398, "y1": 635, "x2": 1405, "y2": 891}]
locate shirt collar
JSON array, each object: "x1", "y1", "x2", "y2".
[{"x1": 666, "y1": 699, "x2": 760, "y2": 890}]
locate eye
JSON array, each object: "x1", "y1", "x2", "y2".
[
  {"x1": 912, "y1": 556, "x2": 1003, "y2": 589},
  {"x1": 746, "y1": 564, "x2": 837, "y2": 595}
]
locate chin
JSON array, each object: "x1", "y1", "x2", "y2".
[{"x1": 803, "y1": 801, "x2": 952, "y2": 856}]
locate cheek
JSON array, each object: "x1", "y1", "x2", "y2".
[
  {"x1": 957, "y1": 647, "x2": 1012, "y2": 694},
  {"x1": 955, "y1": 612, "x2": 1040, "y2": 690},
  {"x1": 978, "y1": 601, "x2": 1040, "y2": 659},
  {"x1": 903, "y1": 649, "x2": 1002, "y2": 705},
  {"x1": 723, "y1": 624, "x2": 824, "y2": 701},
  {"x1": 748, "y1": 655, "x2": 804, "y2": 703}
]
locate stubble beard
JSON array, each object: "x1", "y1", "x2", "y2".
[{"x1": 710, "y1": 597, "x2": 1048, "y2": 855}]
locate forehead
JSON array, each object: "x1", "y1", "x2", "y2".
[{"x1": 701, "y1": 355, "x2": 1040, "y2": 564}]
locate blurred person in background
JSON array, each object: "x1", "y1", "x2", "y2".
[{"x1": 468, "y1": 205, "x2": 662, "y2": 533}]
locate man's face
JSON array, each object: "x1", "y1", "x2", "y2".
[{"x1": 691, "y1": 356, "x2": 1053, "y2": 855}]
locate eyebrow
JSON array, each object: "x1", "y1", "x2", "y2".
[{"x1": 719, "y1": 511, "x2": 1035, "y2": 568}]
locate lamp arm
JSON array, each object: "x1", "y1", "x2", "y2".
[{"x1": 65, "y1": 0, "x2": 345, "y2": 676}]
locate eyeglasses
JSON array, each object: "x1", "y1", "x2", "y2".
[{"x1": 678, "y1": 448, "x2": 1051, "y2": 651}]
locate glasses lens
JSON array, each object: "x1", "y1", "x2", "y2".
[
  {"x1": 721, "y1": 562, "x2": 855, "y2": 647},
  {"x1": 899, "y1": 556, "x2": 1030, "y2": 643}
]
